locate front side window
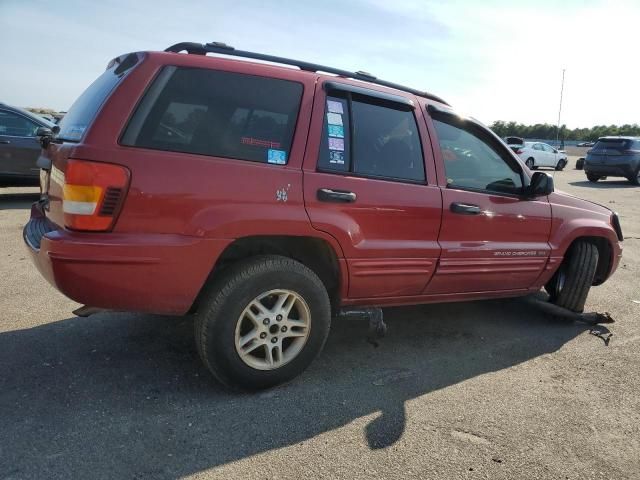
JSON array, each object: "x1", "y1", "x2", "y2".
[
  {"x1": 318, "y1": 93, "x2": 425, "y2": 182},
  {"x1": 122, "y1": 67, "x2": 303, "y2": 165},
  {"x1": 0, "y1": 110, "x2": 39, "y2": 137},
  {"x1": 542, "y1": 144, "x2": 555, "y2": 152},
  {"x1": 432, "y1": 118, "x2": 523, "y2": 195}
]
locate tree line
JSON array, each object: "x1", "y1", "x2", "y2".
[{"x1": 489, "y1": 121, "x2": 640, "y2": 141}]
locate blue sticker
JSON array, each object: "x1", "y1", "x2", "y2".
[
  {"x1": 267, "y1": 149, "x2": 287, "y2": 165},
  {"x1": 328, "y1": 125, "x2": 344, "y2": 138}
]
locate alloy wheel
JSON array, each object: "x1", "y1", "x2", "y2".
[{"x1": 234, "y1": 289, "x2": 311, "y2": 370}]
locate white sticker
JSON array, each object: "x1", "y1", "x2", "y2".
[
  {"x1": 327, "y1": 100, "x2": 344, "y2": 114},
  {"x1": 326, "y1": 112, "x2": 343, "y2": 126}
]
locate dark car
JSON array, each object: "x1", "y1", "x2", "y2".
[
  {"x1": 24, "y1": 42, "x2": 623, "y2": 390},
  {"x1": 585, "y1": 136, "x2": 640, "y2": 185},
  {"x1": 0, "y1": 103, "x2": 55, "y2": 186}
]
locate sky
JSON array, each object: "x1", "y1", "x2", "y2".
[{"x1": 1, "y1": 0, "x2": 638, "y2": 128}]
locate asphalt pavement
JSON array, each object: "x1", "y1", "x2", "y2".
[{"x1": 1, "y1": 163, "x2": 639, "y2": 479}]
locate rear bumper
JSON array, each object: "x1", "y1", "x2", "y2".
[
  {"x1": 584, "y1": 162, "x2": 638, "y2": 178},
  {"x1": 23, "y1": 203, "x2": 231, "y2": 315}
]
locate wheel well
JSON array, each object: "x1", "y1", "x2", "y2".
[
  {"x1": 191, "y1": 236, "x2": 342, "y2": 314},
  {"x1": 566, "y1": 236, "x2": 612, "y2": 286}
]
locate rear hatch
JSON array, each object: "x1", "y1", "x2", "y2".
[
  {"x1": 504, "y1": 136, "x2": 524, "y2": 152},
  {"x1": 40, "y1": 53, "x2": 140, "y2": 230},
  {"x1": 587, "y1": 138, "x2": 635, "y2": 164}
]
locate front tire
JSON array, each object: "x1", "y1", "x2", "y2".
[
  {"x1": 545, "y1": 241, "x2": 599, "y2": 313},
  {"x1": 525, "y1": 158, "x2": 536, "y2": 169},
  {"x1": 555, "y1": 159, "x2": 566, "y2": 171},
  {"x1": 628, "y1": 168, "x2": 640, "y2": 185},
  {"x1": 195, "y1": 255, "x2": 331, "y2": 391}
]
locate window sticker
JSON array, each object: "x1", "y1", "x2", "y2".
[
  {"x1": 328, "y1": 137, "x2": 344, "y2": 151},
  {"x1": 267, "y1": 149, "x2": 287, "y2": 164},
  {"x1": 329, "y1": 138, "x2": 344, "y2": 152},
  {"x1": 327, "y1": 125, "x2": 344, "y2": 138},
  {"x1": 329, "y1": 151, "x2": 345, "y2": 164},
  {"x1": 242, "y1": 137, "x2": 281, "y2": 148},
  {"x1": 326, "y1": 112, "x2": 343, "y2": 126},
  {"x1": 327, "y1": 100, "x2": 344, "y2": 114}
]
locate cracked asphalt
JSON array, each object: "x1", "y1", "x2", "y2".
[{"x1": 1, "y1": 162, "x2": 639, "y2": 479}]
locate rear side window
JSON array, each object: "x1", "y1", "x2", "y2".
[
  {"x1": 318, "y1": 94, "x2": 425, "y2": 182},
  {"x1": 122, "y1": 67, "x2": 303, "y2": 165},
  {"x1": 593, "y1": 139, "x2": 631, "y2": 151},
  {"x1": 57, "y1": 53, "x2": 140, "y2": 141}
]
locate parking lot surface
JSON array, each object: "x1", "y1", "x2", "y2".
[{"x1": 1, "y1": 163, "x2": 639, "y2": 479}]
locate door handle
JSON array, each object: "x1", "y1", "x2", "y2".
[
  {"x1": 317, "y1": 188, "x2": 357, "y2": 203},
  {"x1": 0, "y1": 140, "x2": 10, "y2": 144},
  {"x1": 450, "y1": 202, "x2": 481, "y2": 215}
]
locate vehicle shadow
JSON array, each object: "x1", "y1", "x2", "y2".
[
  {"x1": 568, "y1": 180, "x2": 636, "y2": 189},
  {"x1": 0, "y1": 295, "x2": 596, "y2": 479},
  {"x1": 0, "y1": 191, "x2": 39, "y2": 210}
]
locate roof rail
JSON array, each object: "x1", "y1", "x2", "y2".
[{"x1": 164, "y1": 42, "x2": 449, "y2": 105}]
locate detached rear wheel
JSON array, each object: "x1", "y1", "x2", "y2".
[
  {"x1": 195, "y1": 255, "x2": 331, "y2": 390},
  {"x1": 545, "y1": 241, "x2": 599, "y2": 313}
]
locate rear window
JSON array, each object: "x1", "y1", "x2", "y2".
[
  {"x1": 57, "y1": 53, "x2": 140, "y2": 141},
  {"x1": 593, "y1": 139, "x2": 631, "y2": 151},
  {"x1": 121, "y1": 67, "x2": 303, "y2": 165}
]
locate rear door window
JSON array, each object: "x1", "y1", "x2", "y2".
[
  {"x1": 318, "y1": 93, "x2": 425, "y2": 182},
  {"x1": 121, "y1": 67, "x2": 303, "y2": 165}
]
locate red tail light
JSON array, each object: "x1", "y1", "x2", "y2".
[{"x1": 62, "y1": 159, "x2": 130, "y2": 231}]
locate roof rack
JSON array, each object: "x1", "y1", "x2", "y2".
[{"x1": 164, "y1": 42, "x2": 449, "y2": 106}]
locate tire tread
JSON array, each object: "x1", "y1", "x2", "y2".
[{"x1": 554, "y1": 241, "x2": 598, "y2": 312}]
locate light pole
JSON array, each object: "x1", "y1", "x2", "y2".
[{"x1": 556, "y1": 68, "x2": 566, "y2": 148}]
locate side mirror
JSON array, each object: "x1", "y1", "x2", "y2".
[
  {"x1": 553, "y1": 149, "x2": 558, "y2": 153},
  {"x1": 35, "y1": 126, "x2": 52, "y2": 137},
  {"x1": 35, "y1": 125, "x2": 60, "y2": 148},
  {"x1": 527, "y1": 171, "x2": 554, "y2": 197}
]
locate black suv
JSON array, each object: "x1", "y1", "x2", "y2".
[
  {"x1": 0, "y1": 103, "x2": 55, "y2": 186},
  {"x1": 585, "y1": 136, "x2": 640, "y2": 185}
]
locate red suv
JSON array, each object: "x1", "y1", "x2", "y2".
[{"x1": 24, "y1": 42, "x2": 623, "y2": 390}]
